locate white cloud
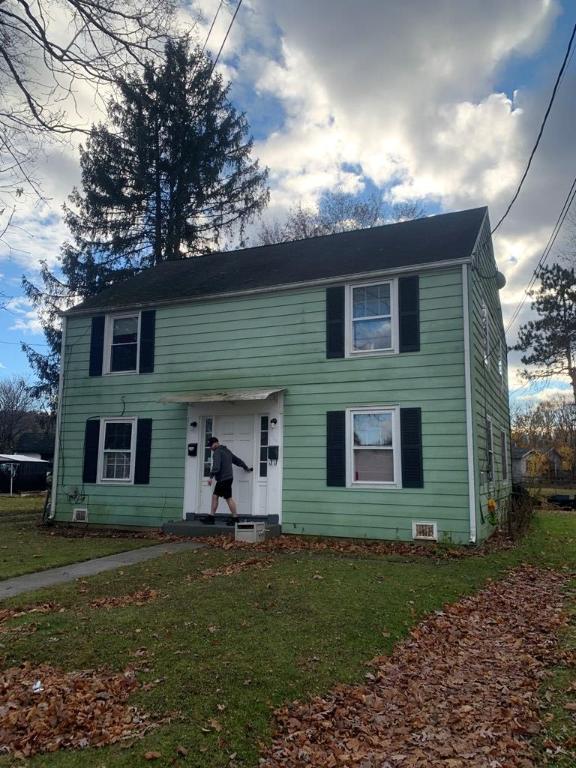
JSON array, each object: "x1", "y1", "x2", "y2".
[
  {"x1": 516, "y1": 383, "x2": 573, "y2": 402},
  {"x1": 6, "y1": 298, "x2": 43, "y2": 334}
]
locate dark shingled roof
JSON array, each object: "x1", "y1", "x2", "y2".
[{"x1": 67, "y1": 206, "x2": 488, "y2": 315}]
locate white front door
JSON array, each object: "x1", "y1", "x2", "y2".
[{"x1": 198, "y1": 414, "x2": 255, "y2": 516}]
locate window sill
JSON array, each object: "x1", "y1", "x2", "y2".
[
  {"x1": 103, "y1": 370, "x2": 138, "y2": 376},
  {"x1": 348, "y1": 482, "x2": 401, "y2": 490},
  {"x1": 97, "y1": 479, "x2": 134, "y2": 485},
  {"x1": 346, "y1": 349, "x2": 398, "y2": 358}
]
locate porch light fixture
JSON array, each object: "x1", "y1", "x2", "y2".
[{"x1": 270, "y1": 418, "x2": 278, "y2": 426}]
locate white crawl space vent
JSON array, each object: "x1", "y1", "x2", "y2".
[
  {"x1": 72, "y1": 508, "x2": 88, "y2": 523},
  {"x1": 412, "y1": 521, "x2": 438, "y2": 541}
]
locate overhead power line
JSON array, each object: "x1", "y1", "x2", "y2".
[
  {"x1": 209, "y1": 0, "x2": 243, "y2": 77},
  {"x1": 200, "y1": 0, "x2": 225, "y2": 55},
  {"x1": 505, "y1": 172, "x2": 576, "y2": 336},
  {"x1": 491, "y1": 21, "x2": 576, "y2": 235}
]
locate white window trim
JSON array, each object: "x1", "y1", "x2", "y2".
[
  {"x1": 97, "y1": 417, "x2": 137, "y2": 484},
  {"x1": 482, "y1": 302, "x2": 490, "y2": 368},
  {"x1": 345, "y1": 279, "x2": 399, "y2": 357},
  {"x1": 103, "y1": 312, "x2": 141, "y2": 375},
  {"x1": 346, "y1": 406, "x2": 401, "y2": 488},
  {"x1": 501, "y1": 429, "x2": 509, "y2": 482},
  {"x1": 485, "y1": 416, "x2": 494, "y2": 485}
]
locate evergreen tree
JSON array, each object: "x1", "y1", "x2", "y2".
[
  {"x1": 514, "y1": 263, "x2": 576, "y2": 403},
  {"x1": 23, "y1": 38, "x2": 269, "y2": 406}
]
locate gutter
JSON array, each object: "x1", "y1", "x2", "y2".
[
  {"x1": 49, "y1": 316, "x2": 67, "y2": 520},
  {"x1": 462, "y1": 264, "x2": 477, "y2": 544},
  {"x1": 63, "y1": 257, "x2": 472, "y2": 317}
]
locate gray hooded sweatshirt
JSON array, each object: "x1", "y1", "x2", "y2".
[{"x1": 209, "y1": 445, "x2": 249, "y2": 482}]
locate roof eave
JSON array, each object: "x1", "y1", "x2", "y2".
[{"x1": 65, "y1": 255, "x2": 472, "y2": 318}]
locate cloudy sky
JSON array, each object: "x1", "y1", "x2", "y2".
[{"x1": 0, "y1": 0, "x2": 574, "y2": 403}]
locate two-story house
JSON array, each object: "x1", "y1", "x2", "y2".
[{"x1": 51, "y1": 206, "x2": 511, "y2": 544}]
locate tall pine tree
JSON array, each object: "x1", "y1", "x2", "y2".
[{"x1": 24, "y1": 38, "x2": 269, "y2": 407}]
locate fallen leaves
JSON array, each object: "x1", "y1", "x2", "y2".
[
  {"x1": 0, "y1": 603, "x2": 62, "y2": 627},
  {"x1": 0, "y1": 663, "x2": 150, "y2": 757},
  {"x1": 200, "y1": 557, "x2": 273, "y2": 579},
  {"x1": 260, "y1": 566, "x2": 569, "y2": 768},
  {"x1": 88, "y1": 588, "x2": 160, "y2": 610},
  {"x1": 196, "y1": 532, "x2": 515, "y2": 560}
]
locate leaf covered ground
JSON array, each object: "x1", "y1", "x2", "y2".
[
  {"x1": 262, "y1": 566, "x2": 571, "y2": 767},
  {"x1": 0, "y1": 512, "x2": 573, "y2": 767}
]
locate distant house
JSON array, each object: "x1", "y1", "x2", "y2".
[
  {"x1": 51, "y1": 207, "x2": 511, "y2": 544},
  {"x1": 512, "y1": 447, "x2": 563, "y2": 483}
]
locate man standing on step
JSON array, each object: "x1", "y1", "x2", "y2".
[{"x1": 207, "y1": 436, "x2": 253, "y2": 524}]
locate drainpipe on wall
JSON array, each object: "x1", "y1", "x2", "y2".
[
  {"x1": 49, "y1": 316, "x2": 67, "y2": 520},
  {"x1": 462, "y1": 264, "x2": 477, "y2": 544}
]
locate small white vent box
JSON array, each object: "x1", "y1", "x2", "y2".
[
  {"x1": 72, "y1": 508, "x2": 88, "y2": 523},
  {"x1": 235, "y1": 521, "x2": 266, "y2": 543},
  {"x1": 412, "y1": 521, "x2": 437, "y2": 541}
]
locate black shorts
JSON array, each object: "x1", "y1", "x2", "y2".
[{"x1": 213, "y1": 479, "x2": 233, "y2": 499}]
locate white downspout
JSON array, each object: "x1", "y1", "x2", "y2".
[
  {"x1": 462, "y1": 265, "x2": 477, "y2": 544},
  {"x1": 49, "y1": 316, "x2": 67, "y2": 519}
]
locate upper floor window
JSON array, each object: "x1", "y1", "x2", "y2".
[
  {"x1": 105, "y1": 314, "x2": 140, "y2": 373},
  {"x1": 346, "y1": 281, "x2": 397, "y2": 355},
  {"x1": 482, "y1": 302, "x2": 490, "y2": 367}
]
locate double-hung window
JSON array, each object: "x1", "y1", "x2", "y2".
[
  {"x1": 99, "y1": 418, "x2": 136, "y2": 483},
  {"x1": 349, "y1": 408, "x2": 399, "y2": 485},
  {"x1": 482, "y1": 302, "x2": 490, "y2": 367},
  {"x1": 106, "y1": 314, "x2": 140, "y2": 373},
  {"x1": 501, "y1": 430, "x2": 509, "y2": 481},
  {"x1": 485, "y1": 417, "x2": 494, "y2": 483},
  {"x1": 347, "y1": 281, "x2": 397, "y2": 355}
]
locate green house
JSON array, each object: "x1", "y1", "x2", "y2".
[{"x1": 52, "y1": 207, "x2": 511, "y2": 544}]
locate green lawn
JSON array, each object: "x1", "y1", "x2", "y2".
[
  {"x1": 0, "y1": 511, "x2": 574, "y2": 767},
  {"x1": 0, "y1": 495, "x2": 155, "y2": 580}
]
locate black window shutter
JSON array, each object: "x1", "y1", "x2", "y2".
[
  {"x1": 400, "y1": 407, "x2": 423, "y2": 488},
  {"x1": 89, "y1": 316, "x2": 105, "y2": 376},
  {"x1": 139, "y1": 310, "x2": 156, "y2": 374},
  {"x1": 326, "y1": 286, "x2": 345, "y2": 358},
  {"x1": 399, "y1": 276, "x2": 420, "y2": 353},
  {"x1": 326, "y1": 410, "x2": 346, "y2": 487},
  {"x1": 134, "y1": 419, "x2": 152, "y2": 485},
  {"x1": 82, "y1": 420, "x2": 100, "y2": 483}
]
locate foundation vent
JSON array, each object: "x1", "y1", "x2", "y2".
[
  {"x1": 412, "y1": 521, "x2": 437, "y2": 541},
  {"x1": 72, "y1": 508, "x2": 88, "y2": 523}
]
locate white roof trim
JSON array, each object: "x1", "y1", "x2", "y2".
[
  {"x1": 0, "y1": 454, "x2": 50, "y2": 463},
  {"x1": 160, "y1": 387, "x2": 285, "y2": 404}
]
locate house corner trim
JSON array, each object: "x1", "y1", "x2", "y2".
[{"x1": 462, "y1": 264, "x2": 477, "y2": 543}]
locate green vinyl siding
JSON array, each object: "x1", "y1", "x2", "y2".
[
  {"x1": 468, "y1": 219, "x2": 512, "y2": 541},
  {"x1": 56, "y1": 267, "x2": 474, "y2": 542}
]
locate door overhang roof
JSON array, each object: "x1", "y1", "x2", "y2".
[{"x1": 160, "y1": 388, "x2": 285, "y2": 404}]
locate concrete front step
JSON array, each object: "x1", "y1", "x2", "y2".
[{"x1": 162, "y1": 519, "x2": 282, "y2": 539}]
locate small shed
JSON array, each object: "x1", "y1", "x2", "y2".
[{"x1": 0, "y1": 454, "x2": 51, "y2": 495}]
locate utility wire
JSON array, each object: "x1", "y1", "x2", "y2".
[
  {"x1": 200, "y1": 0, "x2": 225, "y2": 55},
  {"x1": 505, "y1": 173, "x2": 576, "y2": 335},
  {"x1": 491, "y1": 22, "x2": 576, "y2": 235},
  {"x1": 209, "y1": 0, "x2": 243, "y2": 77}
]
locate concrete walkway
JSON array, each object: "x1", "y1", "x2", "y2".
[{"x1": 0, "y1": 541, "x2": 203, "y2": 600}]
